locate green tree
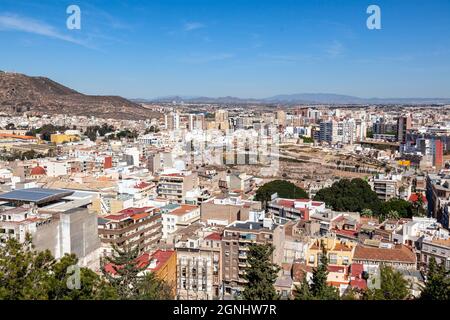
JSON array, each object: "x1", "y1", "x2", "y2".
[
  {"x1": 361, "y1": 208, "x2": 374, "y2": 217},
  {"x1": 5, "y1": 123, "x2": 15, "y2": 130},
  {"x1": 364, "y1": 265, "x2": 410, "y2": 300},
  {"x1": 101, "y1": 245, "x2": 144, "y2": 299},
  {"x1": 21, "y1": 149, "x2": 43, "y2": 160},
  {"x1": 85, "y1": 127, "x2": 99, "y2": 142},
  {"x1": 0, "y1": 235, "x2": 53, "y2": 300},
  {"x1": 255, "y1": 180, "x2": 308, "y2": 208},
  {"x1": 242, "y1": 244, "x2": 280, "y2": 300},
  {"x1": 420, "y1": 257, "x2": 450, "y2": 300},
  {"x1": 294, "y1": 245, "x2": 340, "y2": 300},
  {"x1": 101, "y1": 244, "x2": 173, "y2": 300},
  {"x1": 145, "y1": 126, "x2": 159, "y2": 134},
  {"x1": 294, "y1": 277, "x2": 313, "y2": 300},
  {"x1": 300, "y1": 135, "x2": 314, "y2": 143},
  {"x1": 36, "y1": 124, "x2": 70, "y2": 141},
  {"x1": 0, "y1": 235, "x2": 115, "y2": 300},
  {"x1": 138, "y1": 272, "x2": 174, "y2": 300},
  {"x1": 47, "y1": 254, "x2": 117, "y2": 300},
  {"x1": 341, "y1": 287, "x2": 359, "y2": 300},
  {"x1": 384, "y1": 210, "x2": 400, "y2": 221},
  {"x1": 381, "y1": 198, "x2": 413, "y2": 219},
  {"x1": 314, "y1": 178, "x2": 381, "y2": 213}
]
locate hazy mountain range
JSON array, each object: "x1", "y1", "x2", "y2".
[
  {"x1": 1, "y1": 71, "x2": 448, "y2": 122},
  {"x1": 135, "y1": 93, "x2": 450, "y2": 105}
]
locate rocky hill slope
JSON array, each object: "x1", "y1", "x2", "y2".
[{"x1": 0, "y1": 72, "x2": 160, "y2": 120}]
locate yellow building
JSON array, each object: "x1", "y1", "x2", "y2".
[
  {"x1": 105, "y1": 249, "x2": 177, "y2": 297},
  {"x1": 145, "y1": 250, "x2": 177, "y2": 296},
  {"x1": 50, "y1": 134, "x2": 80, "y2": 144},
  {"x1": 306, "y1": 237, "x2": 356, "y2": 267},
  {"x1": 92, "y1": 194, "x2": 133, "y2": 215}
]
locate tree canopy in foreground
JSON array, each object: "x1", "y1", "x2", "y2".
[
  {"x1": 314, "y1": 178, "x2": 416, "y2": 219},
  {"x1": 255, "y1": 180, "x2": 308, "y2": 205},
  {"x1": 242, "y1": 244, "x2": 280, "y2": 300},
  {"x1": 0, "y1": 235, "x2": 172, "y2": 300}
]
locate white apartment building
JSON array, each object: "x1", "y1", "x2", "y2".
[
  {"x1": 369, "y1": 174, "x2": 402, "y2": 201},
  {"x1": 40, "y1": 160, "x2": 70, "y2": 177},
  {"x1": 157, "y1": 170, "x2": 199, "y2": 204},
  {"x1": 175, "y1": 233, "x2": 222, "y2": 300},
  {"x1": 161, "y1": 204, "x2": 201, "y2": 240}
]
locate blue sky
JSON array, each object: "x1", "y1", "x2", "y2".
[{"x1": 0, "y1": 0, "x2": 449, "y2": 99}]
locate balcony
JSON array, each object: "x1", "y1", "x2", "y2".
[{"x1": 238, "y1": 253, "x2": 247, "y2": 259}]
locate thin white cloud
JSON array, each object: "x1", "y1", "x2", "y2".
[
  {"x1": 183, "y1": 22, "x2": 205, "y2": 31},
  {"x1": 179, "y1": 53, "x2": 234, "y2": 64},
  {"x1": 326, "y1": 40, "x2": 344, "y2": 58},
  {"x1": 0, "y1": 13, "x2": 89, "y2": 47},
  {"x1": 259, "y1": 53, "x2": 319, "y2": 64}
]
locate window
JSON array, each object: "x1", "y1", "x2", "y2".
[
  {"x1": 309, "y1": 255, "x2": 315, "y2": 264},
  {"x1": 329, "y1": 254, "x2": 338, "y2": 265}
]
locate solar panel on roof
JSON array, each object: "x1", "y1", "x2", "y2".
[{"x1": 0, "y1": 188, "x2": 75, "y2": 204}]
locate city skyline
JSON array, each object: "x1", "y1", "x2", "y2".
[{"x1": 1, "y1": 0, "x2": 450, "y2": 99}]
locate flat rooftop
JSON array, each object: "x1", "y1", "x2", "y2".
[
  {"x1": 0, "y1": 188, "x2": 74, "y2": 205},
  {"x1": 229, "y1": 221, "x2": 275, "y2": 231}
]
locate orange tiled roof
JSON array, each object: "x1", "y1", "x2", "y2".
[
  {"x1": 292, "y1": 263, "x2": 313, "y2": 282},
  {"x1": 168, "y1": 204, "x2": 199, "y2": 216},
  {"x1": 353, "y1": 244, "x2": 416, "y2": 263},
  {"x1": 131, "y1": 213, "x2": 149, "y2": 221},
  {"x1": 0, "y1": 133, "x2": 36, "y2": 140},
  {"x1": 30, "y1": 166, "x2": 46, "y2": 175},
  {"x1": 147, "y1": 250, "x2": 176, "y2": 272},
  {"x1": 135, "y1": 181, "x2": 151, "y2": 189},
  {"x1": 333, "y1": 242, "x2": 353, "y2": 251},
  {"x1": 204, "y1": 232, "x2": 222, "y2": 241},
  {"x1": 431, "y1": 238, "x2": 450, "y2": 246}
]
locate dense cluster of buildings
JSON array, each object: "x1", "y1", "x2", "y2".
[{"x1": 1, "y1": 104, "x2": 450, "y2": 299}]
